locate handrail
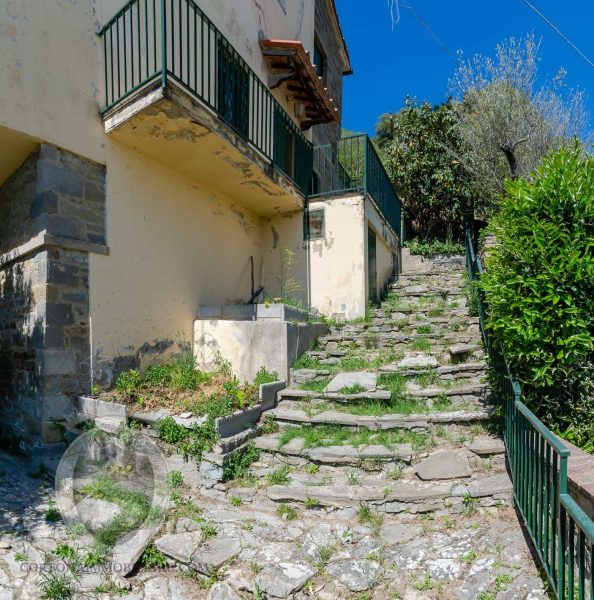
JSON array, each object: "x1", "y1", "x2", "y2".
[
  {"x1": 465, "y1": 222, "x2": 594, "y2": 599},
  {"x1": 98, "y1": 0, "x2": 312, "y2": 194},
  {"x1": 310, "y1": 134, "x2": 402, "y2": 238}
]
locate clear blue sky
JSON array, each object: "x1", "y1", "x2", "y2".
[{"x1": 336, "y1": 0, "x2": 594, "y2": 136}]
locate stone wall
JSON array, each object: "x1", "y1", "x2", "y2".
[
  {"x1": 0, "y1": 143, "x2": 105, "y2": 455},
  {"x1": 311, "y1": 0, "x2": 344, "y2": 147}
]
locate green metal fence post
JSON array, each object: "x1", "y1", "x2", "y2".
[{"x1": 160, "y1": 0, "x2": 167, "y2": 87}]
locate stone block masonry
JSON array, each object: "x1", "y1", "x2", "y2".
[{"x1": 0, "y1": 143, "x2": 106, "y2": 455}]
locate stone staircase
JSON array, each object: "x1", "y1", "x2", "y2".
[{"x1": 251, "y1": 258, "x2": 511, "y2": 516}]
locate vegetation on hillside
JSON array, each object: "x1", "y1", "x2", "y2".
[{"x1": 480, "y1": 144, "x2": 594, "y2": 451}]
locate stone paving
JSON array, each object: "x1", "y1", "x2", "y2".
[{"x1": 0, "y1": 256, "x2": 550, "y2": 599}]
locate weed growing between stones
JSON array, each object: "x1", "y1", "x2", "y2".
[
  {"x1": 222, "y1": 443, "x2": 261, "y2": 482},
  {"x1": 298, "y1": 379, "x2": 331, "y2": 392},
  {"x1": 410, "y1": 338, "x2": 432, "y2": 352},
  {"x1": 77, "y1": 473, "x2": 160, "y2": 550},
  {"x1": 304, "y1": 497, "x2": 320, "y2": 509},
  {"x1": 166, "y1": 470, "x2": 184, "y2": 488},
  {"x1": 357, "y1": 504, "x2": 383, "y2": 533},
  {"x1": 45, "y1": 500, "x2": 60, "y2": 522},
  {"x1": 140, "y1": 544, "x2": 167, "y2": 569},
  {"x1": 276, "y1": 503, "x2": 298, "y2": 520},
  {"x1": 266, "y1": 465, "x2": 292, "y2": 485},
  {"x1": 37, "y1": 571, "x2": 76, "y2": 600},
  {"x1": 338, "y1": 384, "x2": 367, "y2": 395},
  {"x1": 229, "y1": 495, "x2": 242, "y2": 507}
]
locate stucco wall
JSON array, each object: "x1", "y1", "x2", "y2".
[
  {"x1": 307, "y1": 195, "x2": 366, "y2": 319},
  {"x1": 89, "y1": 143, "x2": 274, "y2": 385},
  {"x1": 0, "y1": 1, "x2": 104, "y2": 165}
]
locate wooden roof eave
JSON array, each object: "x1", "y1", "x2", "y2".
[{"x1": 259, "y1": 39, "x2": 339, "y2": 129}]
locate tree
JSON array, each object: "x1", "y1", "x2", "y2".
[
  {"x1": 449, "y1": 34, "x2": 589, "y2": 210},
  {"x1": 376, "y1": 98, "x2": 477, "y2": 240}
]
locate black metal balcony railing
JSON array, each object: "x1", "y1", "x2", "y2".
[
  {"x1": 310, "y1": 134, "x2": 402, "y2": 238},
  {"x1": 99, "y1": 0, "x2": 312, "y2": 193},
  {"x1": 99, "y1": 2, "x2": 400, "y2": 235}
]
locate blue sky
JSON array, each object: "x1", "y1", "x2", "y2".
[{"x1": 336, "y1": 0, "x2": 594, "y2": 135}]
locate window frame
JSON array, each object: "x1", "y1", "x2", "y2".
[{"x1": 304, "y1": 208, "x2": 326, "y2": 241}]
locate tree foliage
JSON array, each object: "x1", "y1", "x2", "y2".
[
  {"x1": 377, "y1": 98, "x2": 477, "y2": 240},
  {"x1": 449, "y1": 34, "x2": 589, "y2": 211},
  {"x1": 480, "y1": 144, "x2": 594, "y2": 450}
]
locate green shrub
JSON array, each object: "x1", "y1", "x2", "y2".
[
  {"x1": 480, "y1": 144, "x2": 594, "y2": 449},
  {"x1": 115, "y1": 370, "x2": 142, "y2": 395},
  {"x1": 253, "y1": 366, "x2": 279, "y2": 386}
]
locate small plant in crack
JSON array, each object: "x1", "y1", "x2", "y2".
[
  {"x1": 140, "y1": 544, "x2": 167, "y2": 569},
  {"x1": 304, "y1": 497, "x2": 321, "y2": 509},
  {"x1": 166, "y1": 470, "x2": 184, "y2": 488},
  {"x1": 463, "y1": 493, "x2": 479, "y2": 516},
  {"x1": 266, "y1": 465, "x2": 292, "y2": 485},
  {"x1": 276, "y1": 503, "x2": 298, "y2": 521},
  {"x1": 357, "y1": 504, "x2": 383, "y2": 532},
  {"x1": 346, "y1": 470, "x2": 360, "y2": 485}
]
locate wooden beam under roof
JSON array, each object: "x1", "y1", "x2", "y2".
[{"x1": 259, "y1": 39, "x2": 339, "y2": 130}]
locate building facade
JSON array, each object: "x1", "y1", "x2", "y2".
[{"x1": 0, "y1": 0, "x2": 400, "y2": 455}]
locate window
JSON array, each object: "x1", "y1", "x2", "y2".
[
  {"x1": 313, "y1": 39, "x2": 326, "y2": 80},
  {"x1": 304, "y1": 208, "x2": 325, "y2": 240}
]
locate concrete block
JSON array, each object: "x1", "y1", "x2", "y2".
[
  {"x1": 215, "y1": 405, "x2": 263, "y2": 438},
  {"x1": 78, "y1": 395, "x2": 127, "y2": 419},
  {"x1": 195, "y1": 319, "x2": 327, "y2": 382}
]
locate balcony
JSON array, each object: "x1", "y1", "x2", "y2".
[
  {"x1": 310, "y1": 134, "x2": 402, "y2": 238},
  {"x1": 98, "y1": 0, "x2": 313, "y2": 215}
]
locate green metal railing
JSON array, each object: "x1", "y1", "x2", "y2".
[
  {"x1": 98, "y1": 0, "x2": 312, "y2": 194},
  {"x1": 465, "y1": 226, "x2": 594, "y2": 599},
  {"x1": 310, "y1": 134, "x2": 402, "y2": 238}
]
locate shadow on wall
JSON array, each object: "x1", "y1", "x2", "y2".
[{"x1": 0, "y1": 262, "x2": 44, "y2": 454}]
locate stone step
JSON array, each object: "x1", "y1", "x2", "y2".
[
  {"x1": 265, "y1": 472, "x2": 513, "y2": 512},
  {"x1": 391, "y1": 287, "x2": 466, "y2": 298},
  {"x1": 266, "y1": 402, "x2": 497, "y2": 430},
  {"x1": 254, "y1": 434, "x2": 413, "y2": 464},
  {"x1": 279, "y1": 388, "x2": 392, "y2": 403},
  {"x1": 405, "y1": 382, "x2": 489, "y2": 399},
  {"x1": 380, "y1": 361, "x2": 487, "y2": 378}
]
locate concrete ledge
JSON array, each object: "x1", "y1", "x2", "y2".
[
  {"x1": 78, "y1": 396, "x2": 127, "y2": 419},
  {"x1": 196, "y1": 303, "x2": 309, "y2": 323},
  {"x1": 0, "y1": 233, "x2": 109, "y2": 269}
]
